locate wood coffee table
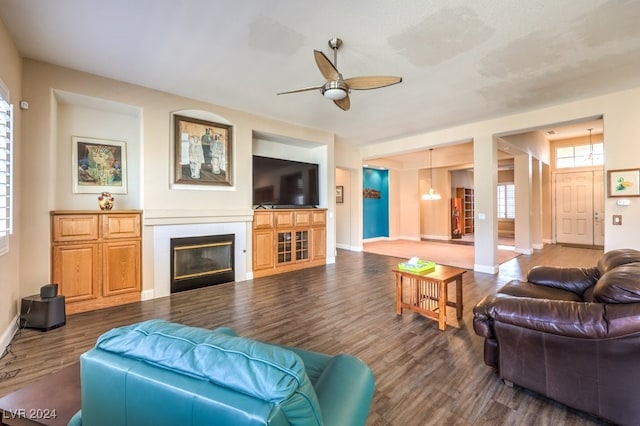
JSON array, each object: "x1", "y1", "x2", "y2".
[
  {"x1": 393, "y1": 264, "x2": 466, "y2": 330},
  {"x1": 0, "y1": 363, "x2": 80, "y2": 426}
]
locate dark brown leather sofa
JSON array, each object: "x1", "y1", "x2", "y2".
[{"x1": 473, "y1": 248, "x2": 640, "y2": 425}]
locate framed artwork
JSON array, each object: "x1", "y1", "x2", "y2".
[
  {"x1": 174, "y1": 114, "x2": 233, "y2": 186},
  {"x1": 336, "y1": 185, "x2": 344, "y2": 203},
  {"x1": 72, "y1": 136, "x2": 127, "y2": 194},
  {"x1": 608, "y1": 169, "x2": 640, "y2": 197}
]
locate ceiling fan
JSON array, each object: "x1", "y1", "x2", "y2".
[{"x1": 277, "y1": 37, "x2": 402, "y2": 111}]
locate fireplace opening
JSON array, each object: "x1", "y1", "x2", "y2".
[{"x1": 170, "y1": 234, "x2": 234, "y2": 293}]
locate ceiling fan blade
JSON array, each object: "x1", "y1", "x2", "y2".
[
  {"x1": 344, "y1": 76, "x2": 403, "y2": 90},
  {"x1": 277, "y1": 85, "x2": 323, "y2": 95},
  {"x1": 314, "y1": 50, "x2": 340, "y2": 81},
  {"x1": 334, "y1": 95, "x2": 350, "y2": 111}
]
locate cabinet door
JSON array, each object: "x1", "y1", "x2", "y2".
[
  {"x1": 311, "y1": 227, "x2": 326, "y2": 261},
  {"x1": 52, "y1": 243, "x2": 99, "y2": 302},
  {"x1": 277, "y1": 231, "x2": 293, "y2": 264},
  {"x1": 253, "y1": 229, "x2": 275, "y2": 271},
  {"x1": 102, "y1": 240, "x2": 141, "y2": 296},
  {"x1": 295, "y1": 230, "x2": 309, "y2": 261},
  {"x1": 103, "y1": 214, "x2": 141, "y2": 239}
]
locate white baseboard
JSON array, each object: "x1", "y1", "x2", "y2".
[
  {"x1": 0, "y1": 315, "x2": 19, "y2": 357},
  {"x1": 474, "y1": 263, "x2": 499, "y2": 274},
  {"x1": 533, "y1": 243, "x2": 544, "y2": 250},
  {"x1": 140, "y1": 289, "x2": 155, "y2": 301},
  {"x1": 420, "y1": 234, "x2": 449, "y2": 241},
  {"x1": 326, "y1": 256, "x2": 336, "y2": 264},
  {"x1": 515, "y1": 247, "x2": 534, "y2": 255},
  {"x1": 397, "y1": 236, "x2": 421, "y2": 241},
  {"x1": 336, "y1": 243, "x2": 363, "y2": 252},
  {"x1": 363, "y1": 237, "x2": 389, "y2": 243}
]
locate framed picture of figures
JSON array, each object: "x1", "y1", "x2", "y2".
[
  {"x1": 72, "y1": 136, "x2": 128, "y2": 194},
  {"x1": 173, "y1": 114, "x2": 233, "y2": 186}
]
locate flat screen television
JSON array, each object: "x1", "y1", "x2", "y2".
[{"x1": 253, "y1": 155, "x2": 319, "y2": 208}]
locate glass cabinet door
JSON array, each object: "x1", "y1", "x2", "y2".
[
  {"x1": 295, "y1": 230, "x2": 309, "y2": 261},
  {"x1": 277, "y1": 231, "x2": 292, "y2": 263}
]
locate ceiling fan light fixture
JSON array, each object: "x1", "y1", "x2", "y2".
[{"x1": 323, "y1": 87, "x2": 347, "y2": 100}]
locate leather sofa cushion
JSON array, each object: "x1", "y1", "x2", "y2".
[
  {"x1": 498, "y1": 280, "x2": 583, "y2": 302},
  {"x1": 96, "y1": 320, "x2": 322, "y2": 426},
  {"x1": 597, "y1": 248, "x2": 640, "y2": 274},
  {"x1": 526, "y1": 266, "x2": 599, "y2": 296},
  {"x1": 594, "y1": 262, "x2": 640, "y2": 303}
]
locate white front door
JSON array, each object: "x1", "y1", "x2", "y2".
[
  {"x1": 555, "y1": 170, "x2": 603, "y2": 245},
  {"x1": 593, "y1": 170, "x2": 605, "y2": 246}
]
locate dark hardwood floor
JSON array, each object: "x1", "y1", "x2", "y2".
[{"x1": 0, "y1": 244, "x2": 607, "y2": 425}]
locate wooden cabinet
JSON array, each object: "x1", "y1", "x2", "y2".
[
  {"x1": 252, "y1": 209, "x2": 326, "y2": 278},
  {"x1": 456, "y1": 188, "x2": 474, "y2": 235},
  {"x1": 51, "y1": 210, "x2": 142, "y2": 314}
]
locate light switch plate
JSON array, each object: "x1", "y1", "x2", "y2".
[{"x1": 613, "y1": 215, "x2": 622, "y2": 225}]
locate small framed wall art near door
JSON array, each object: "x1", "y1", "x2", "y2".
[
  {"x1": 336, "y1": 186, "x2": 344, "y2": 203},
  {"x1": 607, "y1": 169, "x2": 640, "y2": 197}
]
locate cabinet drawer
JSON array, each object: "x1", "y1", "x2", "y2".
[
  {"x1": 275, "y1": 211, "x2": 293, "y2": 228},
  {"x1": 253, "y1": 211, "x2": 274, "y2": 229},
  {"x1": 52, "y1": 215, "x2": 99, "y2": 242},
  {"x1": 311, "y1": 211, "x2": 326, "y2": 226},
  {"x1": 103, "y1": 214, "x2": 141, "y2": 239},
  {"x1": 294, "y1": 211, "x2": 311, "y2": 226}
]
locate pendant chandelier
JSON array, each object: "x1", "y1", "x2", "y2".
[{"x1": 422, "y1": 148, "x2": 441, "y2": 200}]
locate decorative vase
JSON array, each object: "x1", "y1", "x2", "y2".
[{"x1": 98, "y1": 192, "x2": 114, "y2": 210}]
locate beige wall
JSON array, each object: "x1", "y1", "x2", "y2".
[
  {"x1": 359, "y1": 88, "x2": 640, "y2": 270},
  {"x1": 419, "y1": 167, "x2": 451, "y2": 240},
  {"x1": 335, "y1": 167, "x2": 351, "y2": 250},
  {"x1": 18, "y1": 59, "x2": 335, "y2": 301},
  {"x1": 0, "y1": 18, "x2": 22, "y2": 348},
  {"x1": 395, "y1": 169, "x2": 420, "y2": 240}
]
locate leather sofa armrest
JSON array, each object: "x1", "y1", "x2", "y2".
[
  {"x1": 314, "y1": 354, "x2": 375, "y2": 426},
  {"x1": 472, "y1": 295, "x2": 496, "y2": 339},
  {"x1": 481, "y1": 293, "x2": 609, "y2": 338},
  {"x1": 527, "y1": 266, "x2": 599, "y2": 295}
]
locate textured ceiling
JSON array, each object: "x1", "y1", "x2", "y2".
[{"x1": 1, "y1": 0, "x2": 638, "y2": 147}]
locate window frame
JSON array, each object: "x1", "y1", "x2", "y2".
[{"x1": 497, "y1": 183, "x2": 515, "y2": 220}]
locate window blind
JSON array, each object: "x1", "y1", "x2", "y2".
[{"x1": 0, "y1": 81, "x2": 13, "y2": 255}]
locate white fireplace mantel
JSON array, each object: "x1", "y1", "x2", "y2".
[{"x1": 145, "y1": 209, "x2": 253, "y2": 300}]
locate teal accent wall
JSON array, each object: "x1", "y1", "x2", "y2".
[{"x1": 363, "y1": 168, "x2": 389, "y2": 239}]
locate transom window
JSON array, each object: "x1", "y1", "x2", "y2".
[
  {"x1": 497, "y1": 183, "x2": 515, "y2": 219},
  {"x1": 556, "y1": 143, "x2": 603, "y2": 168},
  {"x1": 0, "y1": 79, "x2": 13, "y2": 256}
]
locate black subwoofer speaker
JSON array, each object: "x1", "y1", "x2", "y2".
[{"x1": 19, "y1": 294, "x2": 66, "y2": 331}]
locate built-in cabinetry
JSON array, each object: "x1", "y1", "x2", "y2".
[
  {"x1": 455, "y1": 188, "x2": 474, "y2": 235},
  {"x1": 50, "y1": 210, "x2": 142, "y2": 314},
  {"x1": 252, "y1": 209, "x2": 326, "y2": 278}
]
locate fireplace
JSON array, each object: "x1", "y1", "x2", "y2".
[{"x1": 170, "y1": 234, "x2": 235, "y2": 293}]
